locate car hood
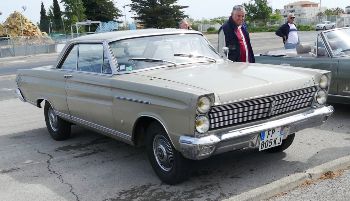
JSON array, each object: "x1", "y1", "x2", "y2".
[{"x1": 133, "y1": 61, "x2": 318, "y2": 104}]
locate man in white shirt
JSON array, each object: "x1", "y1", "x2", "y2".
[{"x1": 275, "y1": 13, "x2": 299, "y2": 49}]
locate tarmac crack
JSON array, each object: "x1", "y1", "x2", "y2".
[{"x1": 36, "y1": 150, "x2": 80, "y2": 201}]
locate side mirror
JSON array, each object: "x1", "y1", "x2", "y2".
[{"x1": 222, "y1": 47, "x2": 229, "y2": 59}]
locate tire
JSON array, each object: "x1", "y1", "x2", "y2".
[
  {"x1": 265, "y1": 133, "x2": 295, "y2": 153},
  {"x1": 146, "y1": 122, "x2": 189, "y2": 185},
  {"x1": 44, "y1": 102, "x2": 71, "y2": 141},
  {"x1": 323, "y1": 26, "x2": 326, "y2": 30}
]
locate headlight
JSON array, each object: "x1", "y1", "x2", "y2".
[
  {"x1": 195, "y1": 116, "x2": 210, "y2": 133},
  {"x1": 197, "y1": 96, "x2": 211, "y2": 113},
  {"x1": 319, "y1": 74, "x2": 329, "y2": 89},
  {"x1": 316, "y1": 90, "x2": 327, "y2": 105}
]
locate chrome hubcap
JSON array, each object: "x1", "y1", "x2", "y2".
[
  {"x1": 48, "y1": 107, "x2": 58, "y2": 132},
  {"x1": 153, "y1": 135, "x2": 174, "y2": 172}
]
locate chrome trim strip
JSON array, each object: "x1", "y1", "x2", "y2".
[
  {"x1": 15, "y1": 88, "x2": 26, "y2": 102},
  {"x1": 115, "y1": 96, "x2": 151, "y2": 105},
  {"x1": 54, "y1": 110, "x2": 132, "y2": 141}
]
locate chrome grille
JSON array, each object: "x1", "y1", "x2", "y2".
[{"x1": 209, "y1": 86, "x2": 317, "y2": 130}]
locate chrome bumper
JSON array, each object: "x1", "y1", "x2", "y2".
[{"x1": 179, "y1": 106, "x2": 334, "y2": 160}]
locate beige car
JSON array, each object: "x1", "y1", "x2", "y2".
[{"x1": 16, "y1": 29, "x2": 334, "y2": 184}]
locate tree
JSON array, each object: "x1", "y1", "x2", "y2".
[
  {"x1": 52, "y1": 0, "x2": 63, "y2": 31},
  {"x1": 39, "y1": 2, "x2": 49, "y2": 33},
  {"x1": 82, "y1": 0, "x2": 121, "y2": 22},
  {"x1": 61, "y1": 0, "x2": 86, "y2": 27},
  {"x1": 324, "y1": 8, "x2": 345, "y2": 16},
  {"x1": 130, "y1": 0, "x2": 188, "y2": 28},
  {"x1": 243, "y1": 0, "x2": 272, "y2": 25},
  {"x1": 269, "y1": 10, "x2": 282, "y2": 24}
]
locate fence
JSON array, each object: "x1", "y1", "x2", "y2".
[{"x1": 294, "y1": 16, "x2": 350, "y2": 27}]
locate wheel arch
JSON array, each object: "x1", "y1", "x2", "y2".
[
  {"x1": 132, "y1": 115, "x2": 172, "y2": 147},
  {"x1": 36, "y1": 98, "x2": 54, "y2": 109}
]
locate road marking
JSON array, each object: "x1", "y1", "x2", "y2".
[
  {"x1": 0, "y1": 74, "x2": 16, "y2": 80},
  {"x1": 8, "y1": 60, "x2": 27, "y2": 64},
  {"x1": 0, "y1": 88, "x2": 14, "y2": 91}
]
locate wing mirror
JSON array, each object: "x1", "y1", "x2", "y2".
[{"x1": 222, "y1": 47, "x2": 229, "y2": 59}]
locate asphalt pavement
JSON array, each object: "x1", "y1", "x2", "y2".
[{"x1": 268, "y1": 168, "x2": 350, "y2": 201}]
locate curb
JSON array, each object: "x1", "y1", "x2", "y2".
[{"x1": 224, "y1": 155, "x2": 350, "y2": 201}]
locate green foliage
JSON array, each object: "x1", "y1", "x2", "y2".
[
  {"x1": 296, "y1": 25, "x2": 314, "y2": 31},
  {"x1": 82, "y1": 0, "x2": 121, "y2": 22},
  {"x1": 130, "y1": 0, "x2": 188, "y2": 28},
  {"x1": 246, "y1": 24, "x2": 314, "y2": 33},
  {"x1": 243, "y1": 0, "x2": 272, "y2": 24},
  {"x1": 61, "y1": 0, "x2": 86, "y2": 25},
  {"x1": 322, "y1": 7, "x2": 344, "y2": 16},
  {"x1": 52, "y1": 0, "x2": 63, "y2": 31},
  {"x1": 39, "y1": 2, "x2": 49, "y2": 33},
  {"x1": 270, "y1": 11, "x2": 282, "y2": 23},
  {"x1": 209, "y1": 17, "x2": 226, "y2": 25},
  {"x1": 206, "y1": 27, "x2": 217, "y2": 33}
]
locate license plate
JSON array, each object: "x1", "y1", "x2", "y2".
[{"x1": 259, "y1": 127, "x2": 283, "y2": 151}]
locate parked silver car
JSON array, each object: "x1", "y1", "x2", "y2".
[
  {"x1": 16, "y1": 29, "x2": 333, "y2": 184},
  {"x1": 316, "y1": 21, "x2": 336, "y2": 30}
]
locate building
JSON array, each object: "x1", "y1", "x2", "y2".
[
  {"x1": 280, "y1": 1, "x2": 326, "y2": 24},
  {"x1": 346, "y1": 6, "x2": 350, "y2": 14}
]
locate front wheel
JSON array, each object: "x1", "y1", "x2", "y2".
[
  {"x1": 265, "y1": 133, "x2": 295, "y2": 153},
  {"x1": 146, "y1": 122, "x2": 189, "y2": 185},
  {"x1": 44, "y1": 102, "x2": 71, "y2": 141}
]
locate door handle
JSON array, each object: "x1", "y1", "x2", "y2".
[{"x1": 64, "y1": 74, "x2": 73, "y2": 78}]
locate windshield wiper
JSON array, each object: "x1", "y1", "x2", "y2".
[
  {"x1": 128, "y1": 58, "x2": 176, "y2": 66},
  {"x1": 341, "y1": 49, "x2": 350, "y2": 53},
  {"x1": 174, "y1": 53, "x2": 217, "y2": 63}
]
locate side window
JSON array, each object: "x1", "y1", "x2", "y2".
[
  {"x1": 78, "y1": 44, "x2": 104, "y2": 73},
  {"x1": 61, "y1": 45, "x2": 78, "y2": 70}
]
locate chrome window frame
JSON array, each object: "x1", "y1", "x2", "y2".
[
  {"x1": 320, "y1": 27, "x2": 350, "y2": 58},
  {"x1": 56, "y1": 41, "x2": 117, "y2": 76}
]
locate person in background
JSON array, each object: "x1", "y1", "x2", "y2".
[
  {"x1": 179, "y1": 19, "x2": 191, "y2": 30},
  {"x1": 218, "y1": 5, "x2": 255, "y2": 63},
  {"x1": 275, "y1": 13, "x2": 299, "y2": 49}
]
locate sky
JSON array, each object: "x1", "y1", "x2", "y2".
[{"x1": 1, "y1": 0, "x2": 349, "y2": 24}]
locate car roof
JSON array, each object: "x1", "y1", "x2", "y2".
[{"x1": 70, "y1": 29, "x2": 202, "y2": 43}]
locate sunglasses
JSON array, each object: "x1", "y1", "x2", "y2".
[{"x1": 291, "y1": 17, "x2": 295, "y2": 19}]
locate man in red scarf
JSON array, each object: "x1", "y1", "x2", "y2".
[{"x1": 218, "y1": 5, "x2": 255, "y2": 63}]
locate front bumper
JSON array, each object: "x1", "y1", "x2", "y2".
[{"x1": 179, "y1": 105, "x2": 334, "y2": 160}]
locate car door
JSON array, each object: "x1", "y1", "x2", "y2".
[
  {"x1": 64, "y1": 43, "x2": 115, "y2": 129},
  {"x1": 337, "y1": 58, "x2": 350, "y2": 97}
]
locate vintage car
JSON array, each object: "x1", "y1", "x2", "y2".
[
  {"x1": 315, "y1": 21, "x2": 336, "y2": 31},
  {"x1": 16, "y1": 29, "x2": 334, "y2": 184},
  {"x1": 256, "y1": 27, "x2": 350, "y2": 104}
]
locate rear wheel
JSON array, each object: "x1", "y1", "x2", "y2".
[
  {"x1": 44, "y1": 102, "x2": 71, "y2": 141},
  {"x1": 146, "y1": 122, "x2": 189, "y2": 185},
  {"x1": 265, "y1": 133, "x2": 295, "y2": 153}
]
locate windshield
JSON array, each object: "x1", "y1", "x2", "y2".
[
  {"x1": 324, "y1": 28, "x2": 350, "y2": 57},
  {"x1": 109, "y1": 34, "x2": 221, "y2": 72}
]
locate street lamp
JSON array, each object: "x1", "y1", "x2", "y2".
[
  {"x1": 122, "y1": 4, "x2": 130, "y2": 29},
  {"x1": 20, "y1": 6, "x2": 26, "y2": 37}
]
